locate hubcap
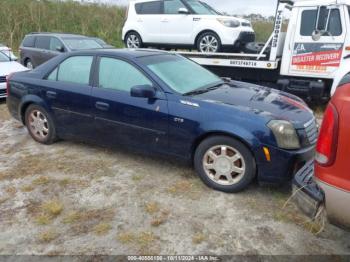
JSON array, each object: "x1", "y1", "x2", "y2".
[
  {"x1": 28, "y1": 110, "x2": 49, "y2": 140},
  {"x1": 127, "y1": 35, "x2": 140, "y2": 48},
  {"x1": 203, "y1": 145, "x2": 246, "y2": 186},
  {"x1": 199, "y1": 35, "x2": 219, "y2": 53}
]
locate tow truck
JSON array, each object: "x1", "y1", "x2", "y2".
[{"x1": 178, "y1": 0, "x2": 350, "y2": 102}]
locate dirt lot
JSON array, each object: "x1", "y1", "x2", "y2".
[{"x1": 0, "y1": 101, "x2": 349, "y2": 255}]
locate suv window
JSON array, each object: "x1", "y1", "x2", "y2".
[
  {"x1": 22, "y1": 35, "x2": 36, "y2": 47},
  {"x1": 164, "y1": 0, "x2": 187, "y2": 14},
  {"x1": 135, "y1": 1, "x2": 162, "y2": 14},
  {"x1": 51, "y1": 56, "x2": 93, "y2": 85},
  {"x1": 35, "y1": 36, "x2": 50, "y2": 50},
  {"x1": 300, "y1": 8, "x2": 342, "y2": 36},
  {"x1": 49, "y1": 37, "x2": 64, "y2": 52},
  {"x1": 98, "y1": 57, "x2": 152, "y2": 92}
]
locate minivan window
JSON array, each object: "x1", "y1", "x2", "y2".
[
  {"x1": 62, "y1": 38, "x2": 102, "y2": 50},
  {"x1": 135, "y1": 1, "x2": 162, "y2": 15},
  {"x1": 164, "y1": 0, "x2": 187, "y2": 14},
  {"x1": 22, "y1": 35, "x2": 36, "y2": 47},
  {"x1": 57, "y1": 56, "x2": 93, "y2": 85},
  {"x1": 49, "y1": 37, "x2": 64, "y2": 52},
  {"x1": 98, "y1": 57, "x2": 152, "y2": 92},
  {"x1": 35, "y1": 36, "x2": 50, "y2": 50}
]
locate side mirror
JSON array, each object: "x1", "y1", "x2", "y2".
[
  {"x1": 56, "y1": 46, "x2": 65, "y2": 52},
  {"x1": 178, "y1": 7, "x2": 189, "y2": 14},
  {"x1": 312, "y1": 30, "x2": 322, "y2": 41},
  {"x1": 131, "y1": 85, "x2": 156, "y2": 98}
]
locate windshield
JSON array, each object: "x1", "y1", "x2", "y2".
[
  {"x1": 141, "y1": 55, "x2": 223, "y2": 94},
  {"x1": 0, "y1": 51, "x2": 10, "y2": 62},
  {"x1": 63, "y1": 38, "x2": 103, "y2": 50},
  {"x1": 186, "y1": 0, "x2": 220, "y2": 15}
]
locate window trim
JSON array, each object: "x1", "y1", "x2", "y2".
[{"x1": 95, "y1": 55, "x2": 159, "y2": 94}]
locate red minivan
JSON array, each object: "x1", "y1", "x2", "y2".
[{"x1": 294, "y1": 75, "x2": 350, "y2": 230}]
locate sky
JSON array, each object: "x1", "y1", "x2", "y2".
[{"x1": 104, "y1": 0, "x2": 279, "y2": 16}]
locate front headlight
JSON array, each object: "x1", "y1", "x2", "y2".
[
  {"x1": 267, "y1": 120, "x2": 301, "y2": 150},
  {"x1": 217, "y1": 18, "x2": 240, "y2": 28}
]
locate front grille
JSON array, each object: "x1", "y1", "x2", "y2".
[
  {"x1": 0, "y1": 89, "x2": 6, "y2": 96},
  {"x1": 304, "y1": 118, "x2": 318, "y2": 145},
  {"x1": 237, "y1": 31, "x2": 256, "y2": 43},
  {"x1": 0, "y1": 76, "x2": 6, "y2": 83}
]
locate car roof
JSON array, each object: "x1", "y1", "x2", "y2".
[
  {"x1": 70, "y1": 48, "x2": 174, "y2": 59},
  {"x1": 27, "y1": 33, "x2": 86, "y2": 38}
]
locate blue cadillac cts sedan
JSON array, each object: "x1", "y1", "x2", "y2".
[{"x1": 6, "y1": 49, "x2": 317, "y2": 193}]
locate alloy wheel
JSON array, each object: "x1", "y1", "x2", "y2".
[
  {"x1": 202, "y1": 145, "x2": 246, "y2": 186},
  {"x1": 127, "y1": 34, "x2": 141, "y2": 48},
  {"x1": 28, "y1": 110, "x2": 49, "y2": 140},
  {"x1": 199, "y1": 35, "x2": 219, "y2": 53}
]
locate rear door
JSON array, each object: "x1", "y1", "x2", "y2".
[
  {"x1": 91, "y1": 56, "x2": 168, "y2": 151},
  {"x1": 34, "y1": 36, "x2": 51, "y2": 66},
  {"x1": 134, "y1": 0, "x2": 163, "y2": 43},
  {"x1": 43, "y1": 55, "x2": 95, "y2": 139},
  {"x1": 159, "y1": 0, "x2": 194, "y2": 44},
  {"x1": 288, "y1": 5, "x2": 347, "y2": 78}
]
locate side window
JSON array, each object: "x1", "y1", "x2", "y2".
[
  {"x1": 164, "y1": 0, "x2": 186, "y2": 14},
  {"x1": 98, "y1": 57, "x2": 152, "y2": 92},
  {"x1": 57, "y1": 56, "x2": 93, "y2": 85},
  {"x1": 47, "y1": 68, "x2": 58, "y2": 81},
  {"x1": 35, "y1": 36, "x2": 50, "y2": 50},
  {"x1": 135, "y1": 1, "x2": 162, "y2": 14},
  {"x1": 300, "y1": 9, "x2": 317, "y2": 36},
  {"x1": 327, "y1": 9, "x2": 342, "y2": 36},
  {"x1": 49, "y1": 37, "x2": 64, "y2": 52},
  {"x1": 22, "y1": 36, "x2": 36, "y2": 47}
]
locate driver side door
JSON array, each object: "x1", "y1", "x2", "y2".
[{"x1": 91, "y1": 56, "x2": 169, "y2": 152}]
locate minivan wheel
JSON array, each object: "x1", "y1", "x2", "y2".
[
  {"x1": 194, "y1": 136, "x2": 256, "y2": 193},
  {"x1": 125, "y1": 32, "x2": 143, "y2": 49},
  {"x1": 25, "y1": 59, "x2": 34, "y2": 70},
  {"x1": 197, "y1": 32, "x2": 221, "y2": 53},
  {"x1": 25, "y1": 104, "x2": 57, "y2": 145}
]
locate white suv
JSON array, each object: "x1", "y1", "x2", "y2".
[{"x1": 122, "y1": 0, "x2": 255, "y2": 53}]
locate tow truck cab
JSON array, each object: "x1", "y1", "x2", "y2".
[{"x1": 181, "y1": 0, "x2": 350, "y2": 102}]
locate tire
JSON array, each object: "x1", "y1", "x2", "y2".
[
  {"x1": 124, "y1": 32, "x2": 143, "y2": 49},
  {"x1": 196, "y1": 32, "x2": 222, "y2": 53},
  {"x1": 25, "y1": 58, "x2": 34, "y2": 70},
  {"x1": 244, "y1": 42, "x2": 270, "y2": 54},
  {"x1": 25, "y1": 104, "x2": 57, "y2": 145},
  {"x1": 194, "y1": 136, "x2": 256, "y2": 193}
]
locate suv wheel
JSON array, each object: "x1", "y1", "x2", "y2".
[
  {"x1": 25, "y1": 59, "x2": 34, "y2": 70},
  {"x1": 194, "y1": 136, "x2": 256, "y2": 193},
  {"x1": 25, "y1": 104, "x2": 57, "y2": 145},
  {"x1": 125, "y1": 32, "x2": 143, "y2": 49},
  {"x1": 197, "y1": 32, "x2": 221, "y2": 53}
]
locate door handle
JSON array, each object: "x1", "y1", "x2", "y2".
[
  {"x1": 161, "y1": 19, "x2": 169, "y2": 23},
  {"x1": 95, "y1": 102, "x2": 110, "y2": 111},
  {"x1": 46, "y1": 91, "x2": 57, "y2": 99}
]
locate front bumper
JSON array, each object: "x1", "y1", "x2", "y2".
[
  {"x1": 257, "y1": 144, "x2": 315, "y2": 184},
  {"x1": 293, "y1": 160, "x2": 324, "y2": 218},
  {"x1": 0, "y1": 82, "x2": 6, "y2": 98}
]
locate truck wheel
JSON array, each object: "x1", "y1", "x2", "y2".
[
  {"x1": 25, "y1": 104, "x2": 57, "y2": 145},
  {"x1": 125, "y1": 32, "x2": 143, "y2": 49},
  {"x1": 197, "y1": 32, "x2": 221, "y2": 53},
  {"x1": 244, "y1": 42, "x2": 270, "y2": 54},
  {"x1": 194, "y1": 136, "x2": 256, "y2": 193}
]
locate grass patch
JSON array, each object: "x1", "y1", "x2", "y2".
[
  {"x1": 5, "y1": 186, "x2": 17, "y2": 196},
  {"x1": 150, "y1": 210, "x2": 170, "y2": 227},
  {"x1": 137, "y1": 232, "x2": 156, "y2": 248},
  {"x1": 42, "y1": 200, "x2": 63, "y2": 217},
  {"x1": 132, "y1": 174, "x2": 144, "y2": 182},
  {"x1": 93, "y1": 223, "x2": 112, "y2": 236},
  {"x1": 35, "y1": 214, "x2": 53, "y2": 225},
  {"x1": 117, "y1": 232, "x2": 135, "y2": 244},
  {"x1": 62, "y1": 211, "x2": 82, "y2": 224},
  {"x1": 144, "y1": 202, "x2": 160, "y2": 215},
  {"x1": 0, "y1": 197, "x2": 9, "y2": 205},
  {"x1": 32, "y1": 176, "x2": 50, "y2": 186},
  {"x1": 38, "y1": 229, "x2": 58, "y2": 243},
  {"x1": 192, "y1": 233, "x2": 206, "y2": 245}
]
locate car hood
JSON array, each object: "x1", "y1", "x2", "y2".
[
  {"x1": 193, "y1": 81, "x2": 314, "y2": 129},
  {"x1": 0, "y1": 61, "x2": 28, "y2": 76},
  {"x1": 199, "y1": 15, "x2": 250, "y2": 24}
]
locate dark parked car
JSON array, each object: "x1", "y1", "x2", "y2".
[
  {"x1": 19, "y1": 33, "x2": 106, "y2": 69},
  {"x1": 7, "y1": 49, "x2": 316, "y2": 192}
]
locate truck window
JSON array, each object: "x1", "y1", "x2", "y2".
[{"x1": 300, "y1": 8, "x2": 342, "y2": 37}]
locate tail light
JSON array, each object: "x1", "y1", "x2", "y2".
[
  {"x1": 6, "y1": 73, "x2": 14, "y2": 96},
  {"x1": 315, "y1": 103, "x2": 339, "y2": 166}
]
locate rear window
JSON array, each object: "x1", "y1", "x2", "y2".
[
  {"x1": 35, "y1": 36, "x2": 50, "y2": 50},
  {"x1": 22, "y1": 35, "x2": 36, "y2": 47},
  {"x1": 135, "y1": 1, "x2": 162, "y2": 14}
]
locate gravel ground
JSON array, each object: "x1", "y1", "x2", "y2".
[{"x1": 0, "y1": 101, "x2": 349, "y2": 255}]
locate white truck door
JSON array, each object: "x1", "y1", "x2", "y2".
[{"x1": 284, "y1": 5, "x2": 347, "y2": 79}]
